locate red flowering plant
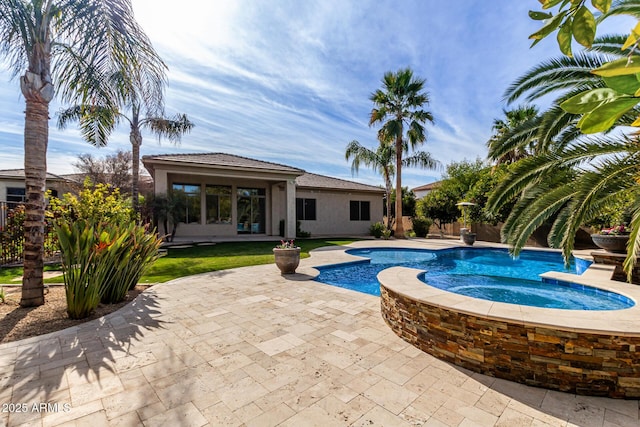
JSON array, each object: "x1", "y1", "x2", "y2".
[
  {"x1": 275, "y1": 239, "x2": 299, "y2": 249},
  {"x1": 586, "y1": 196, "x2": 633, "y2": 236},
  {"x1": 600, "y1": 225, "x2": 630, "y2": 235}
]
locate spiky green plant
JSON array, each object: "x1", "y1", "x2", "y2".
[
  {"x1": 99, "y1": 223, "x2": 161, "y2": 304},
  {"x1": 56, "y1": 220, "x2": 103, "y2": 319}
]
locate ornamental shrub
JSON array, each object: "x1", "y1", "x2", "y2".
[
  {"x1": 56, "y1": 220, "x2": 104, "y2": 319},
  {"x1": 48, "y1": 179, "x2": 136, "y2": 225},
  {"x1": 56, "y1": 219, "x2": 161, "y2": 317},
  {"x1": 53, "y1": 180, "x2": 160, "y2": 317},
  {"x1": 412, "y1": 217, "x2": 432, "y2": 238},
  {"x1": 99, "y1": 222, "x2": 161, "y2": 304},
  {"x1": 369, "y1": 222, "x2": 385, "y2": 238}
]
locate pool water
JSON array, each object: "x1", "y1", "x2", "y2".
[{"x1": 314, "y1": 247, "x2": 634, "y2": 310}]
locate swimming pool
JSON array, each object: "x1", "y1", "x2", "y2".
[{"x1": 315, "y1": 247, "x2": 633, "y2": 310}]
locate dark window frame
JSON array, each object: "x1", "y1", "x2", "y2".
[
  {"x1": 296, "y1": 198, "x2": 317, "y2": 221},
  {"x1": 205, "y1": 185, "x2": 232, "y2": 224},
  {"x1": 172, "y1": 183, "x2": 201, "y2": 224},
  {"x1": 350, "y1": 200, "x2": 370, "y2": 221}
]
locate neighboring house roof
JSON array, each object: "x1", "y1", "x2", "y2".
[
  {"x1": 296, "y1": 172, "x2": 384, "y2": 193},
  {"x1": 0, "y1": 169, "x2": 69, "y2": 182},
  {"x1": 412, "y1": 181, "x2": 441, "y2": 192},
  {"x1": 142, "y1": 153, "x2": 305, "y2": 175}
]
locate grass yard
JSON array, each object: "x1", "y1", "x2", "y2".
[
  {"x1": 141, "y1": 238, "x2": 356, "y2": 283},
  {"x1": 0, "y1": 238, "x2": 356, "y2": 285}
]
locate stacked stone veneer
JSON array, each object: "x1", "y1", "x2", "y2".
[{"x1": 380, "y1": 286, "x2": 640, "y2": 398}]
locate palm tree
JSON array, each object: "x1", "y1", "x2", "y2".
[
  {"x1": 346, "y1": 138, "x2": 438, "y2": 230},
  {"x1": 58, "y1": 98, "x2": 194, "y2": 213},
  {"x1": 369, "y1": 68, "x2": 435, "y2": 238},
  {"x1": 487, "y1": 34, "x2": 640, "y2": 278},
  {"x1": 487, "y1": 105, "x2": 540, "y2": 164},
  {"x1": 0, "y1": 0, "x2": 162, "y2": 307}
]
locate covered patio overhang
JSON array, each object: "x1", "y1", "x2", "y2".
[{"x1": 142, "y1": 154, "x2": 305, "y2": 239}]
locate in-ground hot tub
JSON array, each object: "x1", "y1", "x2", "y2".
[{"x1": 379, "y1": 267, "x2": 640, "y2": 398}]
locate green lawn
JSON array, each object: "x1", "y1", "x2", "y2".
[
  {"x1": 0, "y1": 238, "x2": 356, "y2": 285},
  {"x1": 141, "y1": 238, "x2": 356, "y2": 283}
]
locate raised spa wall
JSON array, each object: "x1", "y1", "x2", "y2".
[{"x1": 379, "y1": 267, "x2": 640, "y2": 399}]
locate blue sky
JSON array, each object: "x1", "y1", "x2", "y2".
[{"x1": 0, "y1": 1, "x2": 632, "y2": 190}]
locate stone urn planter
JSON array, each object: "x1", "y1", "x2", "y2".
[
  {"x1": 461, "y1": 231, "x2": 476, "y2": 246},
  {"x1": 273, "y1": 247, "x2": 301, "y2": 274},
  {"x1": 591, "y1": 234, "x2": 629, "y2": 254}
]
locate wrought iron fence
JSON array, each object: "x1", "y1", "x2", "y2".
[{"x1": 0, "y1": 201, "x2": 59, "y2": 266}]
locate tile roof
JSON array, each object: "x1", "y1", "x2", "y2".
[
  {"x1": 412, "y1": 181, "x2": 441, "y2": 192},
  {"x1": 0, "y1": 169, "x2": 68, "y2": 181},
  {"x1": 142, "y1": 153, "x2": 305, "y2": 174},
  {"x1": 296, "y1": 172, "x2": 384, "y2": 193},
  {"x1": 143, "y1": 152, "x2": 383, "y2": 194}
]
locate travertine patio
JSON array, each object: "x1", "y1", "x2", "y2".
[{"x1": 1, "y1": 239, "x2": 639, "y2": 426}]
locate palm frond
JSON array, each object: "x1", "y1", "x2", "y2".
[
  {"x1": 146, "y1": 113, "x2": 194, "y2": 144},
  {"x1": 502, "y1": 183, "x2": 576, "y2": 256},
  {"x1": 402, "y1": 151, "x2": 440, "y2": 171},
  {"x1": 604, "y1": 1, "x2": 640, "y2": 19},
  {"x1": 588, "y1": 34, "x2": 629, "y2": 55},
  {"x1": 503, "y1": 53, "x2": 612, "y2": 104},
  {"x1": 623, "y1": 191, "x2": 640, "y2": 281}
]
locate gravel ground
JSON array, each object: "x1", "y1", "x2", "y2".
[{"x1": 0, "y1": 285, "x2": 149, "y2": 344}]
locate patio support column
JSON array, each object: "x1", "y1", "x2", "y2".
[
  {"x1": 285, "y1": 178, "x2": 296, "y2": 239},
  {"x1": 155, "y1": 170, "x2": 168, "y2": 194}
]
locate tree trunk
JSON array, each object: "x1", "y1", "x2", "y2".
[
  {"x1": 385, "y1": 189, "x2": 392, "y2": 230},
  {"x1": 20, "y1": 79, "x2": 51, "y2": 307},
  {"x1": 395, "y1": 136, "x2": 405, "y2": 238},
  {"x1": 130, "y1": 126, "x2": 142, "y2": 214}
]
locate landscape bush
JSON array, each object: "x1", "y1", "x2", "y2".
[
  {"x1": 412, "y1": 217, "x2": 432, "y2": 238},
  {"x1": 52, "y1": 181, "x2": 161, "y2": 317},
  {"x1": 369, "y1": 222, "x2": 385, "y2": 238}
]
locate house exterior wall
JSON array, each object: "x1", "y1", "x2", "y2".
[
  {"x1": 163, "y1": 172, "x2": 277, "y2": 237},
  {"x1": 295, "y1": 189, "x2": 383, "y2": 236},
  {"x1": 145, "y1": 159, "x2": 384, "y2": 239},
  {"x1": 0, "y1": 178, "x2": 70, "y2": 202}
]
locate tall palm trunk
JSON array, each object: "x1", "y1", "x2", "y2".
[
  {"x1": 385, "y1": 184, "x2": 392, "y2": 230},
  {"x1": 395, "y1": 135, "x2": 405, "y2": 238},
  {"x1": 20, "y1": 71, "x2": 53, "y2": 307},
  {"x1": 130, "y1": 105, "x2": 141, "y2": 214},
  {"x1": 130, "y1": 127, "x2": 142, "y2": 214}
]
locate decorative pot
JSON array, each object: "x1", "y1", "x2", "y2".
[
  {"x1": 462, "y1": 232, "x2": 476, "y2": 246},
  {"x1": 591, "y1": 234, "x2": 629, "y2": 254},
  {"x1": 273, "y1": 247, "x2": 301, "y2": 274}
]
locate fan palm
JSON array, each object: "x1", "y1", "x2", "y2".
[
  {"x1": 346, "y1": 138, "x2": 438, "y2": 230},
  {"x1": 0, "y1": 0, "x2": 162, "y2": 307},
  {"x1": 58, "y1": 97, "x2": 194, "y2": 213},
  {"x1": 369, "y1": 68, "x2": 435, "y2": 238},
  {"x1": 487, "y1": 105, "x2": 540, "y2": 164}
]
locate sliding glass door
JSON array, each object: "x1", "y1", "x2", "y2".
[{"x1": 237, "y1": 188, "x2": 266, "y2": 234}]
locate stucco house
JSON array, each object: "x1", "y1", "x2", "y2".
[
  {"x1": 0, "y1": 169, "x2": 71, "y2": 203},
  {"x1": 142, "y1": 153, "x2": 384, "y2": 239},
  {"x1": 412, "y1": 181, "x2": 441, "y2": 200}
]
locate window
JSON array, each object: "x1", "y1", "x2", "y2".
[
  {"x1": 6, "y1": 187, "x2": 26, "y2": 203},
  {"x1": 350, "y1": 200, "x2": 370, "y2": 221},
  {"x1": 172, "y1": 183, "x2": 201, "y2": 224},
  {"x1": 237, "y1": 188, "x2": 266, "y2": 234},
  {"x1": 206, "y1": 185, "x2": 232, "y2": 224},
  {"x1": 296, "y1": 198, "x2": 316, "y2": 221}
]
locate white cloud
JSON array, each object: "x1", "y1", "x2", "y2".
[{"x1": 0, "y1": 0, "x2": 633, "y2": 191}]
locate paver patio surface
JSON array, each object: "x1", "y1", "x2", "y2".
[{"x1": 1, "y1": 239, "x2": 639, "y2": 426}]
